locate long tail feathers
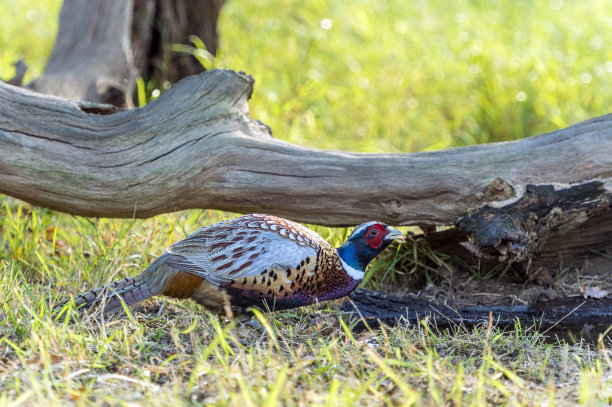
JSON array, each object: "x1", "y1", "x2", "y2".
[{"x1": 54, "y1": 255, "x2": 169, "y2": 317}]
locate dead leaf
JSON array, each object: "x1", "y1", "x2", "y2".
[
  {"x1": 45, "y1": 227, "x2": 55, "y2": 241},
  {"x1": 580, "y1": 284, "x2": 608, "y2": 299}
]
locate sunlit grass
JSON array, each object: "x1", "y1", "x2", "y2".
[
  {"x1": 2, "y1": 0, "x2": 612, "y2": 405},
  {"x1": 1, "y1": 197, "x2": 612, "y2": 406},
  {"x1": 217, "y1": 0, "x2": 612, "y2": 152},
  {"x1": 0, "y1": 0, "x2": 61, "y2": 83},
  {"x1": 5, "y1": 1, "x2": 612, "y2": 153}
]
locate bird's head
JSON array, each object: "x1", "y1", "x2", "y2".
[{"x1": 336, "y1": 221, "x2": 405, "y2": 280}]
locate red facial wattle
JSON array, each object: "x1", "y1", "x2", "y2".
[{"x1": 366, "y1": 224, "x2": 386, "y2": 249}]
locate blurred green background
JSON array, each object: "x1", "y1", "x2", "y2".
[{"x1": 2, "y1": 0, "x2": 612, "y2": 154}]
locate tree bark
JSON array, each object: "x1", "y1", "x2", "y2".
[
  {"x1": 342, "y1": 288, "x2": 612, "y2": 338},
  {"x1": 425, "y1": 208, "x2": 612, "y2": 271},
  {"x1": 2, "y1": 69, "x2": 612, "y2": 228},
  {"x1": 26, "y1": 0, "x2": 225, "y2": 107},
  {"x1": 28, "y1": 0, "x2": 138, "y2": 107},
  {"x1": 139, "y1": 0, "x2": 225, "y2": 85},
  {"x1": 453, "y1": 181, "x2": 612, "y2": 267}
]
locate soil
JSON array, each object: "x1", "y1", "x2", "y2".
[
  {"x1": 356, "y1": 252, "x2": 612, "y2": 342},
  {"x1": 375, "y1": 246, "x2": 612, "y2": 308}
]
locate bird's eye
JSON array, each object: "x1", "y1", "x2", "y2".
[{"x1": 369, "y1": 228, "x2": 378, "y2": 237}]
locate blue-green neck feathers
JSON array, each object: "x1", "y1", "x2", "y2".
[
  {"x1": 336, "y1": 222, "x2": 404, "y2": 280},
  {"x1": 336, "y1": 243, "x2": 370, "y2": 271}
]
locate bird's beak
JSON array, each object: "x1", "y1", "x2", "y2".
[{"x1": 384, "y1": 227, "x2": 405, "y2": 242}]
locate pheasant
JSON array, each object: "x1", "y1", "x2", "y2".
[{"x1": 55, "y1": 214, "x2": 404, "y2": 317}]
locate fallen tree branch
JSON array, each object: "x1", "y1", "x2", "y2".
[
  {"x1": 342, "y1": 288, "x2": 612, "y2": 334},
  {"x1": 2, "y1": 68, "x2": 612, "y2": 227},
  {"x1": 420, "y1": 182, "x2": 612, "y2": 269},
  {"x1": 455, "y1": 182, "x2": 612, "y2": 262}
]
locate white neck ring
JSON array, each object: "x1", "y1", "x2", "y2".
[{"x1": 338, "y1": 256, "x2": 365, "y2": 280}]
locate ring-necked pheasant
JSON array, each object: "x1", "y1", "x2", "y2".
[{"x1": 55, "y1": 214, "x2": 404, "y2": 317}]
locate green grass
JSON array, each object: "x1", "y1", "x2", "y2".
[
  {"x1": 216, "y1": 0, "x2": 612, "y2": 152},
  {"x1": 0, "y1": 1, "x2": 61, "y2": 83},
  {"x1": 2, "y1": 0, "x2": 612, "y2": 405}
]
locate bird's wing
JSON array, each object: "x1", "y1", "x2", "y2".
[{"x1": 163, "y1": 214, "x2": 326, "y2": 285}]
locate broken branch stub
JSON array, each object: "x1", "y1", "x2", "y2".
[{"x1": 456, "y1": 181, "x2": 612, "y2": 262}]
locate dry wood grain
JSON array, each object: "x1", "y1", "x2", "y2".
[
  {"x1": 28, "y1": 0, "x2": 137, "y2": 106},
  {"x1": 2, "y1": 68, "x2": 612, "y2": 227},
  {"x1": 27, "y1": 0, "x2": 225, "y2": 107},
  {"x1": 342, "y1": 288, "x2": 612, "y2": 337}
]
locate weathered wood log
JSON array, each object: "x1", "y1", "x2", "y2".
[
  {"x1": 28, "y1": 0, "x2": 137, "y2": 106},
  {"x1": 342, "y1": 288, "x2": 612, "y2": 336},
  {"x1": 26, "y1": 0, "x2": 225, "y2": 107},
  {"x1": 420, "y1": 182, "x2": 612, "y2": 270},
  {"x1": 456, "y1": 182, "x2": 612, "y2": 264},
  {"x1": 139, "y1": 0, "x2": 225, "y2": 84},
  {"x1": 2, "y1": 68, "x2": 612, "y2": 230},
  {"x1": 456, "y1": 182, "x2": 610, "y2": 261}
]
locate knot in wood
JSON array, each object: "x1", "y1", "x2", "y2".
[
  {"x1": 381, "y1": 198, "x2": 403, "y2": 219},
  {"x1": 483, "y1": 177, "x2": 515, "y2": 201}
]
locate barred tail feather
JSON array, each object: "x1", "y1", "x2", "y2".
[{"x1": 54, "y1": 254, "x2": 170, "y2": 316}]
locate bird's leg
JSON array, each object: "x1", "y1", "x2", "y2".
[
  {"x1": 223, "y1": 298, "x2": 234, "y2": 319},
  {"x1": 157, "y1": 298, "x2": 168, "y2": 316}
]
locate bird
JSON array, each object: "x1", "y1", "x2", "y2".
[{"x1": 54, "y1": 214, "x2": 404, "y2": 318}]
